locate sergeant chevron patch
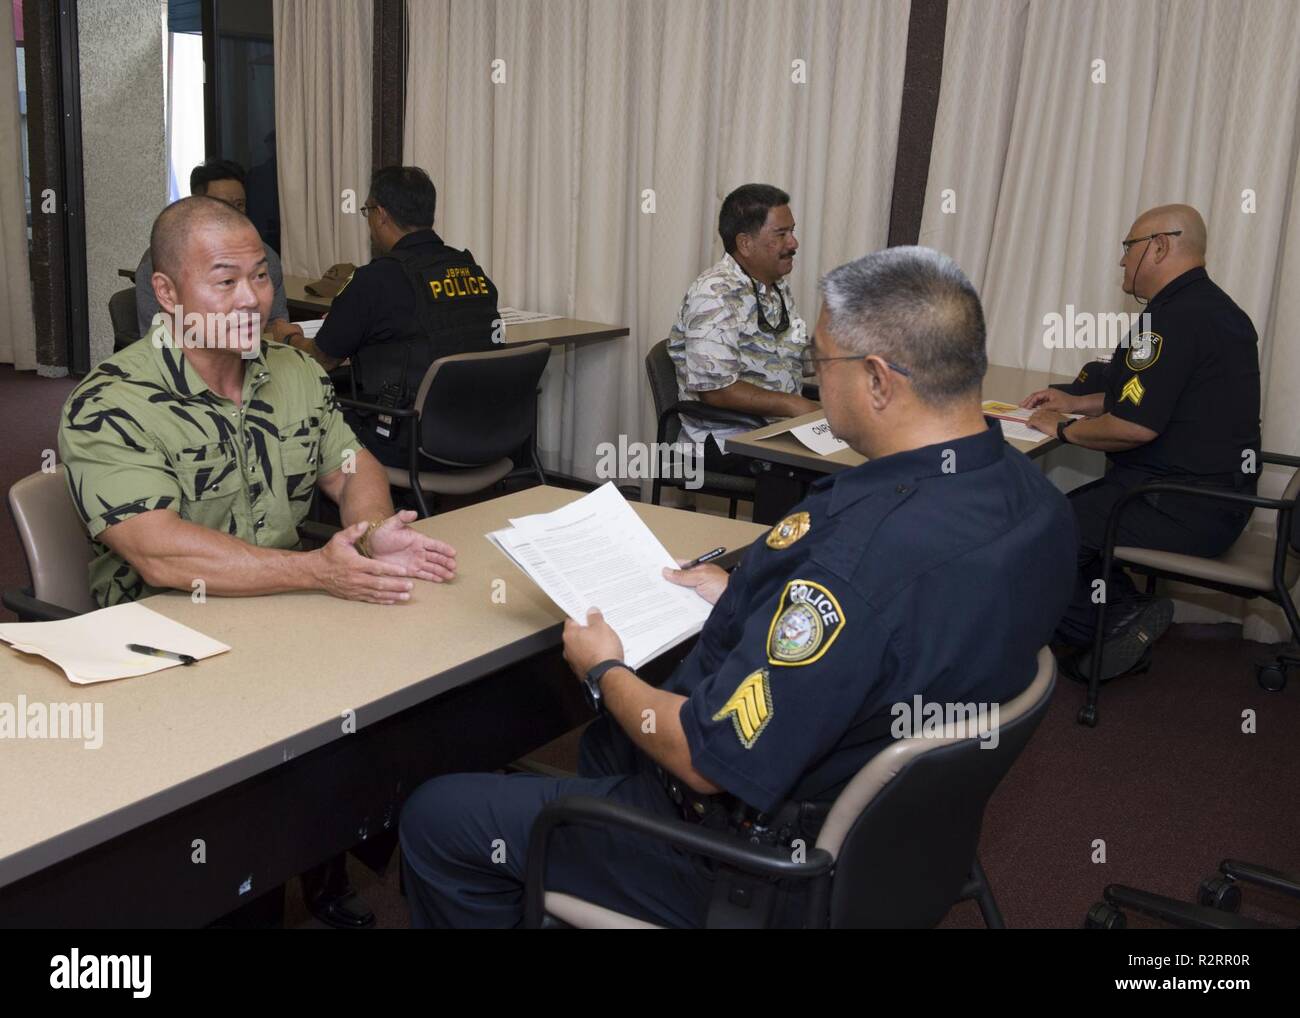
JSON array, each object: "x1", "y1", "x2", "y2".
[
  {"x1": 713, "y1": 669, "x2": 773, "y2": 749},
  {"x1": 1120, "y1": 375, "x2": 1145, "y2": 406}
]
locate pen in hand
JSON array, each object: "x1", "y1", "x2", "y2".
[
  {"x1": 127, "y1": 643, "x2": 197, "y2": 666},
  {"x1": 681, "y1": 547, "x2": 726, "y2": 570}
]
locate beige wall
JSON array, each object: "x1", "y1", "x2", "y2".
[{"x1": 79, "y1": 0, "x2": 166, "y2": 365}]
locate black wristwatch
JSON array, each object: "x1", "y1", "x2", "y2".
[
  {"x1": 584, "y1": 659, "x2": 629, "y2": 714},
  {"x1": 1057, "y1": 419, "x2": 1074, "y2": 445}
]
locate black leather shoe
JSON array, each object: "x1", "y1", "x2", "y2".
[
  {"x1": 1071, "y1": 597, "x2": 1174, "y2": 682},
  {"x1": 308, "y1": 889, "x2": 375, "y2": 929},
  {"x1": 1060, "y1": 645, "x2": 1153, "y2": 684}
]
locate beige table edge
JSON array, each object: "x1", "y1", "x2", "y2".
[{"x1": 0, "y1": 487, "x2": 764, "y2": 888}]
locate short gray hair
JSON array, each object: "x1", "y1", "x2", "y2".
[{"x1": 819, "y1": 246, "x2": 987, "y2": 404}]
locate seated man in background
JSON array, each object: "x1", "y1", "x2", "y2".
[
  {"x1": 289, "y1": 166, "x2": 501, "y2": 469},
  {"x1": 62, "y1": 195, "x2": 458, "y2": 927},
  {"x1": 399, "y1": 247, "x2": 1076, "y2": 928},
  {"x1": 667, "y1": 183, "x2": 819, "y2": 473},
  {"x1": 1022, "y1": 204, "x2": 1261, "y2": 681},
  {"x1": 135, "y1": 159, "x2": 301, "y2": 346}
]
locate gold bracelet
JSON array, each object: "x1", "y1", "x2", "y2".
[{"x1": 356, "y1": 516, "x2": 387, "y2": 558}]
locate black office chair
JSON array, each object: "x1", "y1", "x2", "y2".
[
  {"x1": 109, "y1": 288, "x2": 140, "y2": 352},
  {"x1": 522, "y1": 648, "x2": 1057, "y2": 929},
  {"x1": 337, "y1": 342, "x2": 551, "y2": 519},
  {"x1": 644, "y1": 339, "x2": 764, "y2": 519},
  {"x1": 1088, "y1": 860, "x2": 1300, "y2": 929},
  {"x1": 1080, "y1": 452, "x2": 1300, "y2": 727}
]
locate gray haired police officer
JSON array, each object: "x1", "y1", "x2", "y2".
[
  {"x1": 398, "y1": 247, "x2": 1076, "y2": 928},
  {"x1": 1022, "y1": 204, "x2": 1261, "y2": 681}
]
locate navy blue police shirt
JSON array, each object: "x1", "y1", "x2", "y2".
[
  {"x1": 1103, "y1": 267, "x2": 1260, "y2": 483},
  {"x1": 665, "y1": 419, "x2": 1077, "y2": 815}
]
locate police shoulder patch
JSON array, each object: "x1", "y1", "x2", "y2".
[
  {"x1": 712, "y1": 668, "x2": 772, "y2": 749},
  {"x1": 1125, "y1": 331, "x2": 1162, "y2": 371},
  {"x1": 766, "y1": 579, "x2": 846, "y2": 666}
]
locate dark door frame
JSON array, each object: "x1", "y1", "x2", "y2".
[{"x1": 22, "y1": 0, "x2": 90, "y2": 374}]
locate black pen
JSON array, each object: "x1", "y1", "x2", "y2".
[
  {"x1": 681, "y1": 547, "x2": 726, "y2": 569},
  {"x1": 127, "y1": 643, "x2": 197, "y2": 666}
]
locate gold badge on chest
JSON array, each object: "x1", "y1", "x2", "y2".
[{"x1": 766, "y1": 511, "x2": 811, "y2": 550}]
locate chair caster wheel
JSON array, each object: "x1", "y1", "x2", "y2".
[
  {"x1": 1198, "y1": 876, "x2": 1241, "y2": 912},
  {"x1": 1256, "y1": 662, "x2": 1287, "y2": 692},
  {"x1": 1085, "y1": 902, "x2": 1126, "y2": 929},
  {"x1": 1077, "y1": 704, "x2": 1098, "y2": 727}
]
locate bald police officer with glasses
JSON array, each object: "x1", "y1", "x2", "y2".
[{"x1": 1021, "y1": 204, "x2": 1261, "y2": 682}]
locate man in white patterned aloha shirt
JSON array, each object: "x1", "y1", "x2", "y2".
[{"x1": 668, "y1": 184, "x2": 819, "y2": 472}]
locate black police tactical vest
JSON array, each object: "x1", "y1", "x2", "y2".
[{"x1": 357, "y1": 241, "x2": 500, "y2": 404}]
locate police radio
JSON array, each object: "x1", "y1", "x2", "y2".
[{"x1": 374, "y1": 381, "x2": 406, "y2": 440}]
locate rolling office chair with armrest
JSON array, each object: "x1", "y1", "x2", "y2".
[
  {"x1": 523, "y1": 648, "x2": 1058, "y2": 929},
  {"x1": 644, "y1": 339, "x2": 764, "y2": 519},
  {"x1": 1088, "y1": 859, "x2": 1300, "y2": 929},
  {"x1": 1080, "y1": 452, "x2": 1300, "y2": 727},
  {"x1": 3, "y1": 467, "x2": 340, "y2": 623},
  {"x1": 110, "y1": 288, "x2": 141, "y2": 353},
  {"x1": 337, "y1": 342, "x2": 551, "y2": 519}
]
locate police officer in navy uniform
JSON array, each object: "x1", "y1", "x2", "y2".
[
  {"x1": 1022, "y1": 204, "x2": 1261, "y2": 680},
  {"x1": 398, "y1": 247, "x2": 1076, "y2": 928},
  {"x1": 292, "y1": 166, "x2": 500, "y2": 468}
]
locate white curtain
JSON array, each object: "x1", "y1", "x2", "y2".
[
  {"x1": 921, "y1": 0, "x2": 1300, "y2": 641},
  {"x1": 272, "y1": 0, "x2": 373, "y2": 278},
  {"x1": 403, "y1": 0, "x2": 910, "y2": 481},
  {"x1": 0, "y1": 6, "x2": 37, "y2": 370}
]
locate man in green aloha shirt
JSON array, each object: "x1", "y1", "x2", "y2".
[
  {"x1": 58, "y1": 195, "x2": 459, "y2": 930},
  {"x1": 60, "y1": 195, "x2": 457, "y2": 608}
]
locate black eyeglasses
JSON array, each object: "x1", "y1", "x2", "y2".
[
  {"x1": 1122, "y1": 230, "x2": 1181, "y2": 254},
  {"x1": 748, "y1": 276, "x2": 790, "y2": 335},
  {"x1": 360, "y1": 204, "x2": 378, "y2": 218},
  {"x1": 800, "y1": 346, "x2": 912, "y2": 378}
]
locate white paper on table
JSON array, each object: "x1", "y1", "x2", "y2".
[
  {"x1": 487, "y1": 483, "x2": 712, "y2": 668},
  {"x1": 0, "y1": 602, "x2": 231, "y2": 685},
  {"x1": 995, "y1": 420, "x2": 1051, "y2": 444},
  {"x1": 297, "y1": 318, "x2": 326, "y2": 339},
  {"x1": 497, "y1": 307, "x2": 562, "y2": 325},
  {"x1": 982, "y1": 400, "x2": 1079, "y2": 445},
  {"x1": 789, "y1": 418, "x2": 849, "y2": 456}
]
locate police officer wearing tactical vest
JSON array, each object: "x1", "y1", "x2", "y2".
[
  {"x1": 1022, "y1": 204, "x2": 1262, "y2": 681},
  {"x1": 292, "y1": 166, "x2": 500, "y2": 468},
  {"x1": 398, "y1": 247, "x2": 1076, "y2": 928}
]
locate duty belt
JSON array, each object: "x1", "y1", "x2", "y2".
[{"x1": 655, "y1": 765, "x2": 829, "y2": 848}]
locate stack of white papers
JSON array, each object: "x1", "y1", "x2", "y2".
[
  {"x1": 0, "y1": 602, "x2": 230, "y2": 685},
  {"x1": 981, "y1": 400, "x2": 1080, "y2": 444},
  {"x1": 297, "y1": 318, "x2": 325, "y2": 339},
  {"x1": 789, "y1": 418, "x2": 849, "y2": 456},
  {"x1": 488, "y1": 483, "x2": 712, "y2": 668},
  {"x1": 497, "y1": 307, "x2": 562, "y2": 325}
]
